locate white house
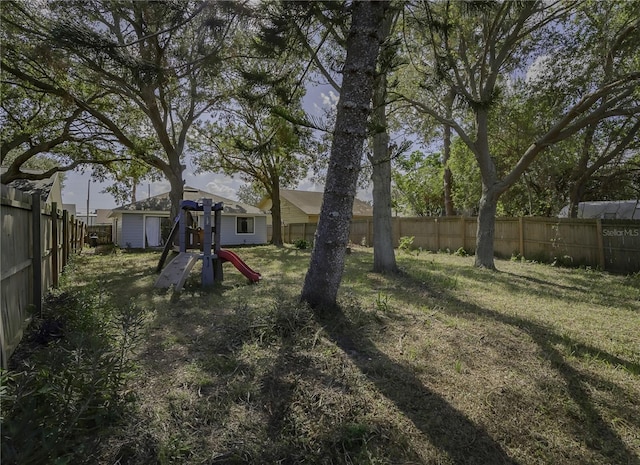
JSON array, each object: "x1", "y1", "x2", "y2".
[{"x1": 109, "y1": 187, "x2": 268, "y2": 248}]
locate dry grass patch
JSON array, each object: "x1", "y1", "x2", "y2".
[{"x1": 3, "y1": 245, "x2": 639, "y2": 465}]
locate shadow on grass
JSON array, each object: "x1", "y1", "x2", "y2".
[
  {"x1": 429, "y1": 259, "x2": 637, "y2": 311},
  {"x1": 313, "y1": 306, "x2": 519, "y2": 465},
  {"x1": 410, "y1": 264, "x2": 640, "y2": 375},
  {"x1": 390, "y1": 270, "x2": 640, "y2": 465}
]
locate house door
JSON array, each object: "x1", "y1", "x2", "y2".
[{"x1": 145, "y1": 216, "x2": 162, "y2": 247}]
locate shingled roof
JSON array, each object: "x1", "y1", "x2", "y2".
[
  {"x1": 1, "y1": 168, "x2": 59, "y2": 203},
  {"x1": 280, "y1": 189, "x2": 373, "y2": 217},
  {"x1": 111, "y1": 186, "x2": 266, "y2": 216}
]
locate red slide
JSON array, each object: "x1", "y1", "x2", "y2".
[{"x1": 218, "y1": 249, "x2": 262, "y2": 283}]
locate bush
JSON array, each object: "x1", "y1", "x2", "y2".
[
  {"x1": 1, "y1": 284, "x2": 147, "y2": 464},
  {"x1": 293, "y1": 238, "x2": 310, "y2": 250}
]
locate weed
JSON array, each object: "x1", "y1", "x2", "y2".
[
  {"x1": 552, "y1": 254, "x2": 574, "y2": 267},
  {"x1": 454, "y1": 247, "x2": 469, "y2": 257},
  {"x1": 398, "y1": 236, "x2": 414, "y2": 253},
  {"x1": 293, "y1": 238, "x2": 310, "y2": 250},
  {"x1": 375, "y1": 292, "x2": 391, "y2": 313},
  {"x1": 454, "y1": 359, "x2": 464, "y2": 374}
]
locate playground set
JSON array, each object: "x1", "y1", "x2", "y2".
[{"x1": 155, "y1": 198, "x2": 261, "y2": 291}]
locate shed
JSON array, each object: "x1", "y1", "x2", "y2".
[
  {"x1": 109, "y1": 187, "x2": 268, "y2": 248},
  {"x1": 258, "y1": 189, "x2": 373, "y2": 225},
  {"x1": 559, "y1": 200, "x2": 640, "y2": 219}
]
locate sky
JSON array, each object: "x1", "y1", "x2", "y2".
[{"x1": 62, "y1": 85, "x2": 342, "y2": 214}]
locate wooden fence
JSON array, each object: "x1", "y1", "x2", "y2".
[
  {"x1": 87, "y1": 224, "x2": 113, "y2": 245},
  {"x1": 1, "y1": 185, "x2": 86, "y2": 368},
  {"x1": 274, "y1": 216, "x2": 640, "y2": 273}
]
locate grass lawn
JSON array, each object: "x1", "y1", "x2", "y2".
[{"x1": 4, "y1": 245, "x2": 640, "y2": 464}]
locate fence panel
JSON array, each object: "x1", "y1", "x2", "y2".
[
  {"x1": 1, "y1": 187, "x2": 33, "y2": 367},
  {"x1": 394, "y1": 217, "x2": 437, "y2": 249},
  {"x1": 87, "y1": 224, "x2": 113, "y2": 245},
  {"x1": 601, "y1": 220, "x2": 640, "y2": 273},
  {"x1": 349, "y1": 221, "x2": 371, "y2": 246},
  {"x1": 283, "y1": 215, "x2": 638, "y2": 273},
  {"x1": 1, "y1": 185, "x2": 85, "y2": 368},
  {"x1": 494, "y1": 218, "x2": 520, "y2": 258}
]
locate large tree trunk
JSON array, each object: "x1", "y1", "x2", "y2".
[
  {"x1": 270, "y1": 180, "x2": 283, "y2": 247},
  {"x1": 474, "y1": 108, "x2": 499, "y2": 270},
  {"x1": 371, "y1": 141, "x2": 398, "y2": 273},
  {"x1": 301, "y1": 0, "x2": 387, "y2": 309},
  {"x1": 371, "y1": 10, "x2": 397, "y2": 275},
  {"x1": 167, "y1": 165, "x2": 185, "y2": 224},
  {"x1": 474, "y1": 186, "x2": 499, "y2": 270}
]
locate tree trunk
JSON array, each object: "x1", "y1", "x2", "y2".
[
  {"x1": 568, "y1": 183, "x2": 584, "y2": 218},
  {"x1": 474, "y1": 108, "x2": 499, "y2": 270},
  {"x1": 167, "y1": 168, "x2": 184, "y2": 224},
  {"x1": 443, "y1": 90, "x2": 455, "y2": 216},
  {"x1": 301, "y1": 0, "x2": 387, "y2": 309},
  {"x1": 371, "y1": 10, "x2": 397, "y2": 275},
  {"x1": 474, "y1": 186, "x2": 499, "y2": 270},
  {"x1": 372, "y1": 142, "x2": 398, "y2": 273},
  {"x1": 270, "y1": 180, "x2": 283, "y2": 247},
  {"x1": 568, "y1": 125, "x2": 594, "y2": 218}
]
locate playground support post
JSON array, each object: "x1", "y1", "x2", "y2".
[
  {"x1": 214, "y1": 202, "x2": 223, "y2": 282},
  {"x1": 202, "y1": 199, "x2": 214, "y2": 287},
  {"x1": 179, "y1": 206, "x2": 187, "y2": 253}
]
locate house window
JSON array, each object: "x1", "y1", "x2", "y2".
[{"x1": 237, "y1": 217, "x2": 254, "y2": 234}]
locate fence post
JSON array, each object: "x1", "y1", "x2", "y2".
[
  {"x1": 70, "y1": 215, "x2": 75, "y2": 253},
  {"x1": 51, "y1": 202, "x2": 59, "y2": 288},
  {"x1": 460, "y1": 216, "x2": 466, "y2": 251},
  {"x1": 435, "y1": 218, "x2": 440, "y2": 251},
  {"x1": 70, "y1": 215, "x2": 76, "y2": 253},
  {"x1": 62, "y1": 209, "x2": 69, "y2": 268},
  {"x1": 31, "y1": 193, "x2": 43, "y2": 317},
  {"x1": 519, "y1": 217, "x2": 525, "y2": 257},
  {"x1": 596, "y1": 219, "x2": 606, "y2": 270}
]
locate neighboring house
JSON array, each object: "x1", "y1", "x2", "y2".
[
  {"x1": 109, "y1": 186, "x2": 268, "y2": 248},
  {"x1": 1, "y1": 168, "x2": 63, "y2": 207},
  {"x1": 258, "y1": 189, "x2": 374, "y2": 225},
  {"x1": 96, "y1": 209, "x2": 112, "y2": 225},
  {"x1": 76, "y1": 212, "x2": 98, "y2": 225},
  {"x1": 558, "y1": 200, "x2": 640, "y2": 219},
  {"x1": 63, "y1": 203, "x2": 77, "y2": 217}
]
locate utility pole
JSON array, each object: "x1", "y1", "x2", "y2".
[{"x1": 86, "y1": 179, "x2": 91, "y2": 225}]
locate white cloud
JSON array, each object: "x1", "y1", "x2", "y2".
[
  {"x1": 205, "y1": 179, "x2": 240, "y2": 200},
  {"x1": 150, "y1": 180, "x2": 170, "y2": 197},
  {"x1": 320, "y1": 91, "x2": 339, "y2": 108}
]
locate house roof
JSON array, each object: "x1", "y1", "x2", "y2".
[
  {"x1": 1, "y1": 167, "x2": 59, "y2": 203},
  {"x1": 111, "y1": 186, "x2": 266, "y2": 216},
  {"x1": 279, "y1": 189, "x2": 373, "y2": 217}
]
